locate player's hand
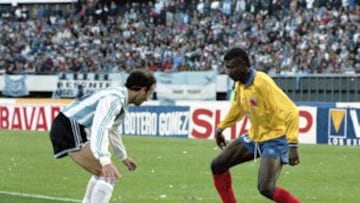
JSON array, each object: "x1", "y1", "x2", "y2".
[
  {"x1": 102, "y1": 162, "x2": 121, "y2": 180},
  {"x1": 215, "y1": 128, "x2": 227, "y2": 150},
  {"x1": 122, "y1": 157, "x2": 137, "y2": 171},
  {"x1": 288, "y1": 146, "x2": 300, "y2": 166}
]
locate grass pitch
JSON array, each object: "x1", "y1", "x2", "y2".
[{"x1": 0, "y1": 130, "x2": 359, "y2": 203}]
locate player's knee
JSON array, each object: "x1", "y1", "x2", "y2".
[
  {"x1": 257, "y1": 183, "x2": 274, "y2": 198},
  {"x1": 210, "y1": 158, "x2": 228, "y2": 174}
]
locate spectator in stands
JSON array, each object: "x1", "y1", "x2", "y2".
[
  {"x1": 147, "y1": 59, "x2": 158, "y2": 72},
  {"x1": 0, "y1": 1, "x2": 359, "y2": 74}
]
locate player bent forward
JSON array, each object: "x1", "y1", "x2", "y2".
[{"x1": 49, "y1": 69, "x2": 156, "y2": 203}]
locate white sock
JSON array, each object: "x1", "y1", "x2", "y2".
[
  {"x1": 90, "y1": 179, "x2": 114, "y2": 203},
  {"x1": 82, "y1": 176, "x2": 98, "y2": 203}
]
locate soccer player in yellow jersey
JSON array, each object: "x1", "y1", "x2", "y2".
[{"x1": 211, "y1": 47, "x2": 301, "y2": 203}]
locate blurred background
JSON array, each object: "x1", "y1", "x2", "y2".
[{"x1": 0, "y1": 0, "x2": 359, "y2": 101}]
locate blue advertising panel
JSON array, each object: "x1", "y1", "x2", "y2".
[
  {"x1": 120, "y1": 105, "x2": 190, "y2": 138},
  {"x1": 317, "y1": 108, "x2": 360, "y2": 146}
]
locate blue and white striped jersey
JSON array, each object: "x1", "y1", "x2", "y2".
[{"x1": 62, "y1": 86, "x2": 129, "y2": 166}]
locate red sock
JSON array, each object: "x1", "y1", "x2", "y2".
[
  {"x1": 271, "y1": 187, "x2": 301, "y2": 203},
  {"x1": 213, "y1": 171, "x2": 237, "y2": 203}
]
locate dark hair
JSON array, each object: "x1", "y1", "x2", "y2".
[
  {"x1": 125, "y1": 69, "x2": 156, "y2": 91},
  {"x1": 223, "y1": 47, "x2": 251, "y2": 67}
]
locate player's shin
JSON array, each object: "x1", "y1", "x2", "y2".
[
  {"x1": 90, "y1": 178, "x2": 115, "y2": 203},
  {"x1": 82, "y1": 176, "x2": 98, "y2": 203}
]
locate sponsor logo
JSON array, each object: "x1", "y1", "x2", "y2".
[
  {"x1": 328, "y1": 109, "x2": 346, "y2": 138},
  {"x1": 328, "y1": 108, "x2": 360, "y2": 146}
]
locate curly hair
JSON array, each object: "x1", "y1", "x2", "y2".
[
  {"x1": 223, "y1": 47, "x2": 251, "y2": 68},
  {"x1": 125, "y1": 69, "x2": 156, "y2": 91}
]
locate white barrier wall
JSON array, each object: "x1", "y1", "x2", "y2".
[{"x1": 0, "y1": 74, "x2": 229, "y2": 93}]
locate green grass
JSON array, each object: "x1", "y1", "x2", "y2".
[{"x1": 0, "y1": 130, "x2": 359, "y2": 203}]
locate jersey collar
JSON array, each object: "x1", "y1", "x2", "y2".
[{"x1": 244, "y1": 69, "x2": 256, "y2": 86}]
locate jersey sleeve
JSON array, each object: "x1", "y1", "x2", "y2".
[
  {"x1": 109, "y1": 126, "x2": 128, "y2": 161},
  {"x1": 90, "y1": 95, "x2": 122, "y2": 166},
  {"x1": 217, "y1": 101, "x2": 245, "y2": 130},
  {"x1": 217, "y1": 83, "x2": 246, "y2": 130}
]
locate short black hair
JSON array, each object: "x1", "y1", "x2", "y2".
[
  {"x1": 125, "y1": 69, "x2": 156, "y2": 91},
  {"x1": 223, "y1": 47, "x2": 251, "y2": 67}
]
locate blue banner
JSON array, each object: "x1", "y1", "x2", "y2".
[
  {"x1": 2, "y1": 74, "x2": 29, "y2": 97},
  {"x1": 120, "y1": 105, "x2": 190, "y2": 138}
]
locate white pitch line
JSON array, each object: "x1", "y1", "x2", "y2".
[{"x1": 0, "y1": 191, "x2": 81, "y2": 202}]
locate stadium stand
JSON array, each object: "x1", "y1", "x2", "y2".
[{"x1": 0, "y1": 0, "x2": 359, "y2": 75}]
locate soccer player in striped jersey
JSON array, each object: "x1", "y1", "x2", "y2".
[
  {"x1": 49, "y1": 69, "x2": 156, "y2": 203},
  {"x1": 211, "y1": 47, "x2": 301, "y2": 203}
]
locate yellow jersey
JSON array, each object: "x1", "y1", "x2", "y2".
[{"x1": 218, "y1": 70, "x2": 299, "y2": 144}]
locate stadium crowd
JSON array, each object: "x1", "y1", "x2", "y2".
[{"x1": 0, "y1": 0, "x2": 359, "y2": 75}]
